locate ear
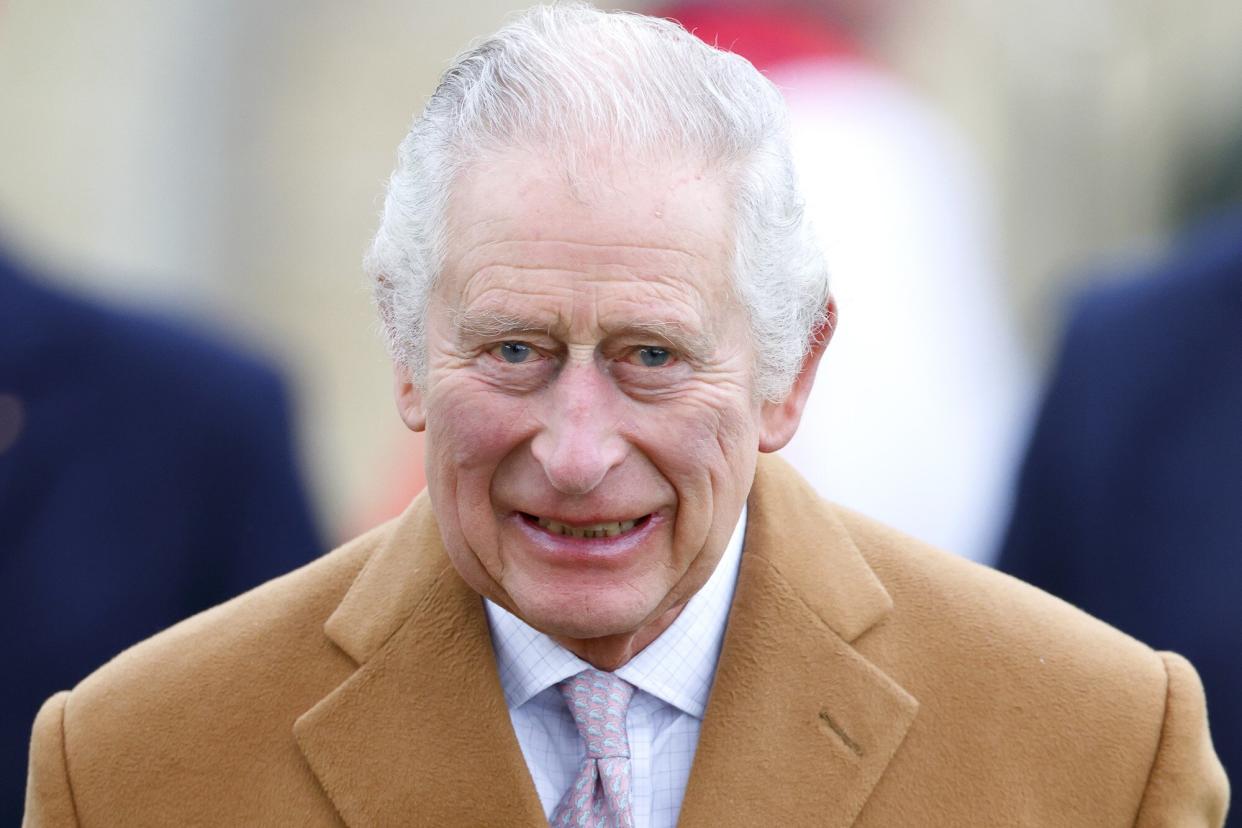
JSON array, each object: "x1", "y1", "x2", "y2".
[
  {"x1": 758, "y1": 296, "x2": 836, "y2": 453},
  {"x1": 392, "y1": 362, "x2": 427, "y2": 432}
]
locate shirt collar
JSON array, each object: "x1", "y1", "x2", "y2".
[{"x1": 485, "y1": 505, "x2": 747, "y2": 719}]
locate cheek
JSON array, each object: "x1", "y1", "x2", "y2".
[
  {"x1": 636, "y1": 396, "x2": 757, "y2": 594},
  {"x1": 426, "y1": 381, "x2": 537, "y2": 475},
  {"x1": 626, "y1": 391, "x2": 758, "y2": 558},
  {"x1": 423, "y1": 382, "x2": 538, "y2": 585},
  {"x1": 636, "y1": 391, "x2": 758, "y2": 482}
]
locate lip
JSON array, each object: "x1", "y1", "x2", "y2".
[{"x1": 507, "y1": 510, "x2": 665, "y2": 566}]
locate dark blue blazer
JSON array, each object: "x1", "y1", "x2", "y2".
[
  {"x1": 0, "y1": 251, "x2": 322, "y2": 824},
  {"x1": 998, "y1": 212, "x2": 1242, "y2": 813}
]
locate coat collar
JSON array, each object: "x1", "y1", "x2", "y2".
[
  {"x1": 677, "y1": 454, "x2": 919, "y2": 827},
  {"x1": 292, "y1": 495, "x2": 547, "y2": 825},
  {"x1": 294, "y1": 454, "x2": 917, "y2": 827}
]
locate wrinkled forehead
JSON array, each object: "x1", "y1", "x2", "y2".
[
  {"x1": 436, "y1": 149, "x2": 741, "y2": 313},
  {"x1": 445, "y1": 150, "x2": 732, "y2": 257}
]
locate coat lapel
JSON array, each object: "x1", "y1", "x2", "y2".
[
  {"x1": 293, "y1": 495, "x2": 546, "y2": 826},
  {"x1": 678, "y1": 455, "x2": 920, "y2": 827}
]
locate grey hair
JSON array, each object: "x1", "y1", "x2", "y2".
[{"x1": 365, "y1": 2, "x2": 830, "y2": 401}]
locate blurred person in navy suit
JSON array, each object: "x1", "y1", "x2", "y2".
[
  {"x1": 0, "y1": 247, "x2": 322, "y2": 825},
  {"x1": 998, "y1": 209, "x2": 1242, "y2": 809}
]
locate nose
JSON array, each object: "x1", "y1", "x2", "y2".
[{"x1": 530, "y1": 359, "x2": 627, "y2": 495}]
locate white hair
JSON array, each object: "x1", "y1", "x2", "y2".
[{"x1": 365, "y1": 2, "x2": 830, "y2": 400}]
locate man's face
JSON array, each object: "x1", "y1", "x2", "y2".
[{"x1": 397, "y1": 151, "x2": 800, "y2": 645}]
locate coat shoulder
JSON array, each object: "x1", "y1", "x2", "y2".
[
  {"x1": 43, "y1": 521, "x2": 393, "y2": 821},
  {"x1": 838, "y1": 505, "x2": 1164, "y2": 684},
  {"x1": 834, "y1": 506, "x2": 1193, "y2": 821},
  {"x1": 835, "y1": 506, "x2": 1228, "y2": 825}
]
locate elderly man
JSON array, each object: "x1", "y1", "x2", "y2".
[{"x1": 24, "y1": 5, "x2": 1227, "y2": 827}]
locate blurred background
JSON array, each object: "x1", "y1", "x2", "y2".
[
  {"x1": 3, "y1": 0, "x2": 1240, "y2": 540},
  {"x1": 2, "y1": 0, "x2": 1241, "y2": 819}
]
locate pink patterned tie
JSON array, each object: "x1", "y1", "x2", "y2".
[{"x1": 551, "y1": 669, "x2": 636, "y2": 828}]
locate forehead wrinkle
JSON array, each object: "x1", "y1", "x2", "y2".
[
  {"x1": 453, "y1": 266, "x2": 576, "y2": 311},
  {"x1": 596, "y1": 281, "x2": 714, "y2": 336},
  {"x1": 452, "y1": 241, "x2": 716, "y2": 293},
  {"x1": 467, "y1": 236, "x2": 709, "y2": 259}
]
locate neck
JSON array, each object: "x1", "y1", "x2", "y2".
[{"x1": 553, "y1": 604, "x2": 685, "y2": 671}]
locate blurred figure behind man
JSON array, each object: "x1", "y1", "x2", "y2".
[
  {"x1": 998, "y1": 209, "x2": 1242, "y2": 814},
  {"x1": 0, "y1": 246, "x2": 322, "y2": 825}
]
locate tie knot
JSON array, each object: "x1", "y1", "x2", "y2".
[{"x1": 559, "y1": 668, "x2": 634, "y2": 759}]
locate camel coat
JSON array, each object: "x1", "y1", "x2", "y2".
[{"x1": 24, "y1": 455, "x2": 1229, "y2": 826}]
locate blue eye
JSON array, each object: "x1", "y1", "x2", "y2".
[
  {"x1": 637, "y1": 347, "x2": 671, "y2": 367},
  {"x1": 496, "y1": 342, "x2": 533, "y2": 363}
]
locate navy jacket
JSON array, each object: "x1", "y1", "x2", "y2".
[
  {"x1": 998, "y1": 212, "x2": 1242, "y2": 813},
  {"x1": 0, "y1": 251, "x2": 322, "y2": 824}
]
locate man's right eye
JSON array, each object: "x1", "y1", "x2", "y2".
[{"x1": 492, "y1": 341, "x2": 535, "y2": 364}]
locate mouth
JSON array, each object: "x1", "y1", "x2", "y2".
[{"x1": 519, "y1": 512, "x2": 651, "y2": 540}]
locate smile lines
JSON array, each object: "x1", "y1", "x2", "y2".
[{"x1": 524, "y1": 513, "x2": 647, "y2": 539}]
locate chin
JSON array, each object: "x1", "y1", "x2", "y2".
[{"x1": 510, "y1": 587, "x2": 658, "y2": 642}]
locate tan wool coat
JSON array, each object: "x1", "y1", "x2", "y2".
[{"x1": 25, "y1": 455, "x2": 1229, "y2": 826}]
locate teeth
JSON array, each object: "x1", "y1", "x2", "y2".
[{"x1": 535, "y1": 516, "x2": 639, "y2": 539}]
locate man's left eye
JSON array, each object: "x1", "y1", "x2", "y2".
[
  {"x1": 634, "y1": 347, "x2": 672, "y2": 368},
  {"x1": 492, "y1": 342, "x2": 535, "y2": 363}
]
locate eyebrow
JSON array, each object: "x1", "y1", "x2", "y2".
[
  {"x1": 451, "y1": 308, "x2": 551, "y2": 340},
  {"x1": 613, "y1": 318, "x2": 716, "y2": 359},
  {"x1": 451, "y1": 307, "x2": 717, "y2": 359}
]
